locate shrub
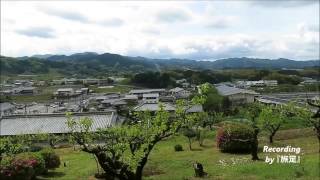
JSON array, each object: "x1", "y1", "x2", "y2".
[
  {"x1": 174, "y1": 144, "x2": 183, "y2": 152},
  {"x1": 182, "y1": 128, "x2": 197, "y2": 138},
  {"x1": 38, "y1": 148, "x2": 61, "y2": 169},
  {"x1": 216, "y1": 122, "x2": 254, "y2": 153},
  {"x1": 0, "y1": 152, "x2": 45, "y2": 180},
  {"x1": 29, "y1": 145, "x2": 43, "y2": 152}
]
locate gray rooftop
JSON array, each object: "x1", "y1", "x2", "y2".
[
  {"x1": 0, "y1": 103, "x2": 15, "y2": 112},
  {"x1": 143, "y1": 93, "x2": 159, "y2": 98},
  {"x1": 122, "y1": 95, "x2": 138, "y2": 100},
  {"x1": 101, "y1": 99, "x2": 127, "y2": 105},
  {"x1": 216, "y1": 85, "x2": 259, "y2": 96},
  {"x1": 129, "y1": 89, "x2": 166, "y2": 94},
  {"x1": 0, "y1": 112, "x2": 117, "y2": 136},
  {"x1": 186, "y1": 104, "x2": 203, "y2": 113},
  {"x1": 133, "y1": 103, "x2": 203, "y2": 113},
  {"x1": 169, "y1": 87, "x2": 184, "y2": 93},
  {"x1": 133, "y1": 103, "x2": 176, "y2": 112}
]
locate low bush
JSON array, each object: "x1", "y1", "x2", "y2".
[
  {"x1": 29, "y1": 145, "x2": 43, "y2": 152},
  {"x1": 38, "y1": 148, "x2": 61, "y2": 170},
  {"x1": 216, "y1": 122, "x2": 254, "y2": 153},
  {"x1": 0, "y1": 152, "x2": 45, "y2": 180},
  {"x1": 174, "y1": 144, "x2": 183, "y2": 152}
]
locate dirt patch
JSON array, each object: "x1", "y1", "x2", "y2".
[
  {"x1": 275, "y1": 128, "x2": 315, "y2": 140},
  {"x1": 143, "y1": 165, "x2": 165, "y2": 177}
]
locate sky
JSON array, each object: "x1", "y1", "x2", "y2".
[{"x1": 1, "y1": 0, "x2": 319, "y2": 60}]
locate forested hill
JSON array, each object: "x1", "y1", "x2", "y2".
[{"x1": 1, "y1": 52, "x2": 319, "y2": 76}]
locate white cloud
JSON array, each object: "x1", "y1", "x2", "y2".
[
  {"x1": 16, "y1": 26, "x2": 55, "y2": 38},
  {"x1": 0, "y1": 1, "x2": 319, "y2": 60},
  {"x1": 154, "y1": 8, "x2": 191, "y2": 23},
  {"x1": 251, "y1": 0, "x2": 317, "y2": 8}
]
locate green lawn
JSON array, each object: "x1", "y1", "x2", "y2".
[
  {"x1": 11, "y1": 94, "x2": 54, "y2": 103},
  {"x1": 39, "y1": 128, "x2": 319, "y2": 180}
]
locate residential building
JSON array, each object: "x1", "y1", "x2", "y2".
[
  {"x1": 142, "y1": 93, "x2": 159, "y2": 103},
  {"x1": 129, "y1": 89, "x2": 166, "y2": 98},
  {"x1": 55, "y1": 88, "x2": 74, "y2": 96},
  {"x1": 101, "y1": 99, "x2": 127, "y2": 108},
  {"x1": 105, "y1": 93, "x2": 120, "y2": 99},
  {"x1": 300, "y1": 79, "x2": 319, "y2": 85},
  {"x1": 80, "y1": 88, "x2": 89, "y2": 94},
  {"x1": 0, "y1": 103, "x2": 15, "y2": 116},
  {"x1": 175, "y1": 79, "x2": 187, "y2": 84},
  {"x1": 169, "y1": 87, "x2": 191, "y2": 99},
  {"x1": 11, "y1": 87, "x2": 36, "y2": 95},
  {"x1": 236, "y1": 80, "x2": 278, "y2": 88},
  {"x1": 264, "y1": 80, "x2": 278, "y2": 87},
  {"x1": 122, "y1": 95, "x2": 138, "y2": 104},
  {"x1": 216, "y1": 84, "x2": 259, "y2": 105},
  {"x1": 133, "y1": 103, "x2": 176, "y2": 112}
]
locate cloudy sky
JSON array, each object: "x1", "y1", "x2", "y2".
[{"x1": 1, "y1": 0, "x2": 319, "y2": 60}]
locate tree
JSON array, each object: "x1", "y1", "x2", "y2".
[
  {"x1": 67, "y1": 103, "x2": 187, "y2": 180},
  {"x1": 198, "y1": 83, "x2": 224, "y2": 113},
  {"x1": 290, "y1": 100, "x2": 320, "y2": 152},
  {"x1": 196, "y1": 128, "x2": 209, "y2": 147},
  {"x1": 182, "y1": 128, "x2": 197, "y2": 150},
  {"x1": 241, "y1": 103, "x2": 263, "y2": 160},
  {"x1": 306, "y1": 100, "x2": 320, "y2": 142},
  {"x1": 0, "y1": 137, "x2": 23, "y2": 162},
  {"x1": 258, "y1": 105, "x2": 286, "y2": 143}
]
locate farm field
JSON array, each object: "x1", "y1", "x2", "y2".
[{"x1": 39, "y1": 128, "x2": 319, "y2": 180}]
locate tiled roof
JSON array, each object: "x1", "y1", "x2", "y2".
[
  {"x1": 143, "y1": 93, "x2": 159, "y2": 98},
  {"x1": 169, "y1": 87, "x2": 184, "y2": 93},
  {"x1": 133, "y1": 103, "x2": 203, "y2": 113},
  {"x1": 129, "y1": 89, "x2": 166, "y2": 94},
  {"x1": 133, "y1": 103, "x2": 175, "y2": 112},
  {"x1": 186, "y1": 104, "x2": 203, "y2": 113},
  {"x1": 0, "y1": 103, "x2": 15, "y2": 112},
  {"x1": 216, "y1": 85, "x2": 259, "y2": 96},
  {"x1": 122, "y1": 95, "x2": 138, "y2": 100},
  {"x1": 0, "y1": 112, "x2": 117, "y2": 136}
]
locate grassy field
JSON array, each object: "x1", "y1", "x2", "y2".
[
  {"x1": 39, "y1": 128, "x2": 319, "y2": 180},
  {"x1": 10, "y1": 94, "x2": 54, "y2": 103}
]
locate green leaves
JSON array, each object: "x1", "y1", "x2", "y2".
[
  {"x1": 0, "y1": 137, "x2": 23, "y2": 158},
  {"x1": 258, "y1": 105, "x2": 285, "y2": 131}
]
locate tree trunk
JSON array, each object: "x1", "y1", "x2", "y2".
[
  {"x1": 251, "y1": 128, "x2": 260, "y2": 161},
  {"x1": 269, "y1": 132, "x2": 276, "y2": 144},
  {"x1": 188, "y1": 138, "x2": 192, "y2": 150},
  {"x1": 317, "y1": 134, "x2": 320, "y2": 154},
  {"x1": 93, "y1": 151, "x2": 135, "y2": 180},
  {"x1": 269, "y1": 135, "x2": 273, "y2": 144},
  {"x1": 135, "y1": 141, "x2": 157, "y2": 180}
]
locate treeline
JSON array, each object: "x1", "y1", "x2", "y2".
[
  {"x1": 131, "y1": 68, "x2": 316, "y2": 88},
  {"x1": 131, "y1": 72, "x2": 176, "y2": 88},
  {"x1": 1, "y1": 55, "x2": 318, "y2": 86}
]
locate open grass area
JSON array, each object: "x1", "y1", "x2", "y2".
[
  {"x1": 10, "y1": 94, "x2": 54, "y2": 103},
  {"x1": 39, "y1": 128, "x2": 319, "y2": 180}
]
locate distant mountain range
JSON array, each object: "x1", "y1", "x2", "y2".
[{"x1": 1, "y1": 52, "x2": 319, "y2": 76}]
